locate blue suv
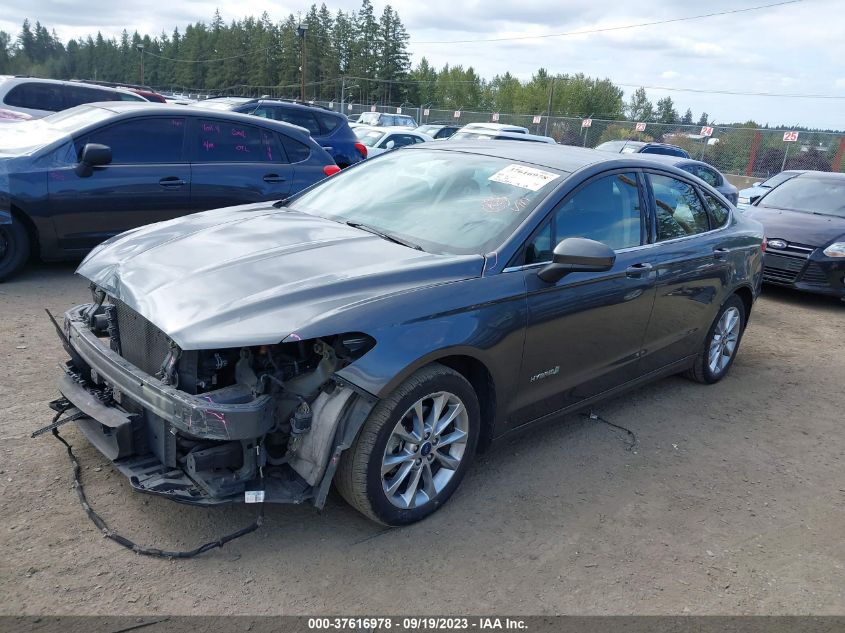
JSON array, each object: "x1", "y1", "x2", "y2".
[{"x1": 194, "y1": 98, "x2": 367, "y2": 167}]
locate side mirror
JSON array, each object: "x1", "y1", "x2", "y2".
[
  {"x1": 538, "y1": 237, "x2": 616, "y2": 283},
  {"x1": 75, "y1": 143, "x2": 112, "y2": 177},
  {"x1": 384, "y1": 140, "x2": 396, "y2": 150}
]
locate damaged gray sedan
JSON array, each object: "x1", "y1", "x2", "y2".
[{"x1": 54, "y1": 142, "x2": 763, "y2": 525}]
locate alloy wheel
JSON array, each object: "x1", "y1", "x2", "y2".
[
  {"x1": 381, "y1": 391, "x2": 469, "y2": 509},
  {"x1": 708, "y1": 306, "x2": 741, "y2": 375}
]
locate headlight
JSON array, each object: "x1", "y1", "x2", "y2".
[
  {"x1": 738, "y1": 196, "x2": 750, "y2": 205},
  {"x1": 823, "y1": 242, "x2": 845, "y2": 257}
]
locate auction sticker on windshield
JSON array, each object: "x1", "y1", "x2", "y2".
[{"x1": 488, "y1": 164, "x2": 560, "y2": 191}]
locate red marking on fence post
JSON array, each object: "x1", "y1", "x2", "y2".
[
  {"x1": 746, "y1": 130, "x2": 762, "y2": 176},
  {"x1": 833, "y1": 137, "x2": 845, "y2": 173}
]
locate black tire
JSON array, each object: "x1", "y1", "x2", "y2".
[
  {"x1": 684, "y1": 294, "x2": 746, "y2": 384},
  {"x1": 0, "y1": 218, "x2": 31, "y2": 282},
  {"x1": 335, "y1": 364, "x2": 480, "y2": 525}
]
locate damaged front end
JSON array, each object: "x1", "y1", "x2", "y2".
[{"x1": 54, "y1": 287, "x2": 376, "y2": 507}]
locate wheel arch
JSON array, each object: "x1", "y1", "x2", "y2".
[{"x1": 731, "y1": 284, "x2": 754, "y2": 322}]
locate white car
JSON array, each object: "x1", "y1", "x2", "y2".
[
  {"x1": 0, "y1": 76, "x2": 147, "y2": 119},
  {"x1": 462, "y1": 122, "x2": 529, "y2": 134},
  {"x1": 353, "y1": 126, "x2": 433, "y2": 157},
  {"x1": 355, "y1": 111, "x2": 418, "y2": 128},
  {"x1": 449, "y1": 129, "x2": 557, "y2": 144}
]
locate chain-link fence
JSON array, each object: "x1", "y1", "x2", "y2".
[{"x1": 160, "y1": 85, "x2": 845, "y2": 180}]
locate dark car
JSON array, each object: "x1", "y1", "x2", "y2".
[
  {"x1": 53, "y1": 142, "x2": 763, "y2": 527},
  {"x1": 416, "y1": 123, "x2": 462, "y2": 139},
  {"x1": 742, "y1": 171, "x2": 845, "y2": 299},
  {"x1": 596, "y1": 140, "x2": 691, "y2": 158},
  {"x1": 194, "y1": 97, "x2": 367, "y2": 168},
  {"x1": 0, "y1": 103, "x2": 338, "y2": 280},
  {"x1": 737, "y1": 170, "x2": 807, "y2": 209},
  {"x1": 637, "y1": 155, "x2": 739, "y2": 204},
  {"x1": 0, "y1": 76, "x2": 147, "y2": 119}
]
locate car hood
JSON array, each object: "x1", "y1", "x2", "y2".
[
  {"x1": 743, "y1": 205, "x2": 845, "y2": 248},
  {"x1": 77, "y1": 203, "x2": 485, "y2": 349}
]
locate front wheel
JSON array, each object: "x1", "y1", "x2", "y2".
[
  {"x1": 335, "y1": 364, "x2": 480, "y2": 525},
  {"x1": 0, "y1": 219, "x2": 30, "y2": 282},
  {"x1": 684, "y1": 295, "x2": 746, "y2": 384}
]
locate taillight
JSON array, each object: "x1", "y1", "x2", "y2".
[
  {"x1": 323, "y1": 165, "x2": 341, "y2": 177},
  {"x1": 354, "y1": 142, "x2": 368, "y2": 159},
  {"x1": 761, "y1": 237, "x2": 767, "y2": 252}
]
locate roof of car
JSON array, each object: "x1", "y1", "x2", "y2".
[
  {"x1": 74, "y1": 102, "x2": 313, "y2": 136},
  {"x1": 409, "y1": 141, "x2": 615, "y2": 173},
  {"x1": 793, "y1": 170, "x2": 845, "y2": 181},
  {"x1": 634, "y1": 154, "x2": 708, "y2": 168}
]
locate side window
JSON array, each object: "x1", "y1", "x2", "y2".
[
  {"x1": 196, "y1": 119, "x2": 279, "y2": 163},
  {"x1": 76, "y1": 117, "x2": 185, "y2": 164},
  {"x1": 525, "y1": 172, "x2": 643, "y2": 264},
  {"x1": 64, "y1": 85, "x2": 107, "y2": 108},
  {"x1": 4, "y1": 82, "x2": 63, "y2": 111},
  {"x1": 702, "y1": 191, "x2": 731, "y2": 228},
  {"x1": 274, "y1": 108, "x2": 321, "y2": 135},
  {"x1": 279, "y1": 134, "x2": 311, "y2": 163},
  {"x1": 650, "y1": 174, "x2": 711, "y2": 241},
  {"x1": 700, "y1": 167, "x2": 721, "y2": 187},
  {"x1": 316, "y1": 113, "x2": 340, "y2": 134}
]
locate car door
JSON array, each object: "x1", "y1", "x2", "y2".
[
  {"x1": 509, "y1": 170, "x2": 658, "y2": 426},
  {"x1": 48, "y1": 116, "x2": 190, "y2": 251},
  {"x1": 189, "y1": 117, "x2": 293, "y2": 212},
  {"x1": 637, "y1": 171, "x2": 731, "y2": 374}
]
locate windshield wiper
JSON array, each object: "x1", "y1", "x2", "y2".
[{"x1": 346, "y1": 221, "x2": 423, "y2": 251}]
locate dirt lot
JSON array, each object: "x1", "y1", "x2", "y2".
[{"x1": 1, "y1": 261, "x2": 843, "y2": 616}]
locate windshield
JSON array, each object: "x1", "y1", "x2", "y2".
[
  {"x1": 758, "y1": 177, "x2": 845, "y2": 218},
  {"x1": 288, "y1": 149, "x2": 564, "y2": 255},
  {"x1": 353, "y1": 128, "x2": 387, "y2": 147},
  {"x1": 760, "y1": 171, "x2": 799, "y2": 188}
]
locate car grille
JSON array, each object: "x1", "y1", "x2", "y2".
[
  {"x1": 110, "y1": 298, "x2": 173, "y2": 377},
  {"x1": 800, "y1": 262, "x2": 829, "y2": 287},
  {"x1": 763, "y1": 253, "x2": 806, "y2": 283}
]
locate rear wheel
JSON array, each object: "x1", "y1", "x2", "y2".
[
  {"x1": 0, "y1": 219, "x2": 30, "y2": 282},
  {"x1": 684, "y1": 294, "x2": 746, "y2": 384},
  {"x1": 335, "y1": 364, "x2": 480, "y2": 525}
]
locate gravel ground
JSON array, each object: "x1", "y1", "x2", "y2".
[{"x1": 1, "y1": 261, "x2": 843, "y2": 616}]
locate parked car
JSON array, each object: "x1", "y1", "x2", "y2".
[
  {"x1": 742, "y1": 171, "x2": 845, "y2": 299},
  {"x1": 638, "y1": 155, "x2": 738, "y2": 204},
  {"x1": 463, "y1": 122, "x2": 529, "y2": 134},
  {"x1": 737, "y1": 170, "x2": 807, "y2": 209},
  {"x1": 54, "y1": 141, "x2": 763, "y2": 526},
  {"x1": 0, "y1": 76, "x2": 147, "y2": 119},
  {"x1": 0, "y1": 103, "x2": 338, "y2": 281},
  {"x1": 355, "y1": 111, "x2": 418, "y2": 128},
  {"x1": 71, "y1": 80, "x2": 168, "y2": 103},
  {"x1": 194, "y1": 97, "x2": 367, "y2": 168},
  {"x1": 596, "y1": 140, "x2": 690, "y2": 158},
  {"x1": 449, "y1": 129, "x2": 556, "y2": 144},
  {"x1": 353, "y1": 126, "x2": 433, "y2": 156},
  {"x1": 415, "y1": 123, "x2": 462, "y2": 139}
]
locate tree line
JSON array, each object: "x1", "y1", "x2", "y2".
[{"x1": 1, "y1": 4, "x2": 704, "y2": 122}]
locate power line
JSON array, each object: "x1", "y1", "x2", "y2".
[{"x1": 409, "y1": 0, "x2": 805, "y2": 44}]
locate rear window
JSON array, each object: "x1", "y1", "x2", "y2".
[
  {"x1": 316, "y1": 113, "x2": 341, "y2": 134},
  {"x1": 4, "y1": 82, "x2": 63, "y2": 112}
]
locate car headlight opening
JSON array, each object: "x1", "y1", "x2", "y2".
[{"x1": 822, "y1": 242, "x2": 845, "y2": 257}]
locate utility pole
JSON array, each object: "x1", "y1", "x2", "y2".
[
  {"x1": 136, "y1": 45, "x2": 145, "y2": 85},
  {"x1": 340, "y1": 75, "x2": 345, "y2": 113},
  {"x1": 297, "y1": 23, "x2": 308, "y2": 102},
  {"x1": 544, "y1": 77, "x2": 554, "y2": 137}
]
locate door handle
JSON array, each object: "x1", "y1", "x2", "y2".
[
  {"x1": 713, "y1": 247, "x2": 730, "y2": 259},
  {"x1": 625, "y1": 262, "x2": 653, "y2": 278},
  {"x1": 263, "y1": 174, "x2": 286, "y2": 183},
  {"x1": 159, "y1": 176, "x2": 186, "y2": 187}
]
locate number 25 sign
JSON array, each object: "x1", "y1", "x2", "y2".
[{"x1": 783, "y1": 131, "x2": 799, "y2": 142}]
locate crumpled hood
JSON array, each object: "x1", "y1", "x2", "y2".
[
  {"x1": 77, "y1": 203, "x2": 484, "y2": 349},
  {"x1": 743, "y1": 205, "x2": 845, "y2": 248}
]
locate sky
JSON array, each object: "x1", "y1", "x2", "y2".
[{"x1": 2, "y1": 0, "x2": 842, "y2": 129}]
